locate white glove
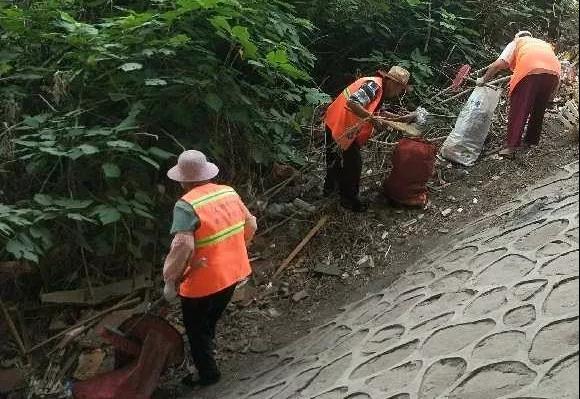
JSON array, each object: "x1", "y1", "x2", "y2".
[
  {"x1": 476, "y1": 77, "x2": 485, "y2": 87},
  {"x1": 163, "y1": 281, "x2": 178, "y2": 302}
]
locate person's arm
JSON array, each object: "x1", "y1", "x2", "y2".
[
  {"x1": 242, "y1": 204, "x2": 257, "y2": 244},
  {"x1": 163, "y1": 232, "x2": 196, "y2": 283},
  {"x1": 162, "y1": 201, "x2": 200, "y2": 300},
  {"x1": 481, "y1": 59, "x2": 509, "y2": 83},
  {"x1": 346, "y1": 80, "x2": 383, "y2": 127},
  {"x1": 479, "y1": 41, "x2": 515, "y2": 85},
  {"x1": 387, "y1": 112, "x2": 418, "y2": 123}
]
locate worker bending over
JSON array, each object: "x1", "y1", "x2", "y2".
[
  {"x1": 478, "y1": 31, "x2": 561, "y2": 157},
  {"x1": 163, "y1": 150, "x2": 257, "y2": 388},
  {"x1": 324, "y1": 66, "x2": 415, "y2": 212}
]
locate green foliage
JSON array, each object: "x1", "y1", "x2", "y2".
[{"x1": 0, "y1": 0, "x2": 576, "y2": 292}]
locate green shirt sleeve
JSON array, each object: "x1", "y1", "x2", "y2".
[{"x1": 170, "y1": 200, "x2": 200, "y2": 235}]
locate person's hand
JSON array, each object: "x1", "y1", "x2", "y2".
[
  {"x1": 370, "y1": 115, "x2": 387, "y2": 129},
  {"x1": 476, "y1": 77, "x2": 485, "y2": 87},
  {"x1": 163, "y1": 281, "x2": 178, "y2": 302}
]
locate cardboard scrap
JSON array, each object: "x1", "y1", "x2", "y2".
[{"x1": 73, "y1": 349, "x2": 106, "y2": 381}]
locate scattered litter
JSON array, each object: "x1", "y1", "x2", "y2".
[
  {"x1": 73, "y1": 349, "x2": 105, "y2": 381},
  {"x1": 384, "y1": 245, "x2": 392, "y2": 259},
  {"x1": 250, "y1": 338, "x2": 271, "y2": 353},
  {"x1": 381, "y1": 232, "x2": 389, "y2": 240},
  {"x1": 438, "y1": 228, "x2": 450, "y2": 234},
  {"x1": 457, "y1": 208, "x2": 464, "y2": 213},
  {"x1": 313, "y1": 263, "x2": 341, "y2": 277},
  {"x1": 266, "y1": 308, "x2": 281, "y2": 318},
  {"x1": 341, "y1": 273, "x2": 350, "y2": 279},
  {"x1": 402, "y1": 219, "x2": 417, "y2": 228},
  {"x1": 441, "y1": 208, "x2": 453, "y2": 217},
  {"x1": 292, "y1": 290, "x2": 310, "y2": 303},
  {"x1": 472, "y1": 198, "x2": 478, "y2": 204},
  {"x1": 356, "y1": 256, "x2": 375, "y2": 269}
]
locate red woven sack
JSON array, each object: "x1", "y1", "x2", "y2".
[{"x1": 383, "y1": 138, "x2": 436, "y2": 207}]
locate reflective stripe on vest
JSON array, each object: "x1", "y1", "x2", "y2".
[
  {"x1": 190, "y1": 187, "x2": 236, "y2": 210},
  {"x1": 509, "y1": 37, "x2": 561, "y2": 94},
  {"x1": 324, "y1": 77, "x2": 383, "y2": 150},
  {"x1": 178, "y1": 183, "x2": 251, "y2": 298},
  {"x1": 196, "y1": 221, "x2": 245, "y2": 248}
]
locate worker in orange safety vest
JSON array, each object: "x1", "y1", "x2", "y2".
[
  {"x1": 477, "y1": 31, "x2": 561, "y2": 157},
  {"x1": 324, "y1": 66, "x2": 416, "y2": 212},
  {"x1": 162, "y1": 150, "x2": 257, "y2": 388}
]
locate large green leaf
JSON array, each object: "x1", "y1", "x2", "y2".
[{"x1": 102, "y1": 163, "x2": 121, "y2": 178}]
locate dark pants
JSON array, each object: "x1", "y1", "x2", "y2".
[
  {"x1": 181, "y1": 284, "x2": 236, "y2": 381},
  {"x1": 507, "y1": 73, "x2": 559, "y2": 149},
  {"x1": 324, "y1": 127, "x2": 362, "y2": 204}
]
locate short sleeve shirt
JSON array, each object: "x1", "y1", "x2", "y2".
[
  {"x1": 349, "y1": 80, "x2": 381, "y2": 107},
  {"x1": 170, "y1": 200, "x2": 200, "y2": 235},
  {"x1": 499, "y1": 41, "x2": 517, "y2": 64}
]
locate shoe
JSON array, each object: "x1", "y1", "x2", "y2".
[
  {"x1": 181, "y1": 373, "x2": 221, "y2": 388},
  {"x1": 498, "y1": 147, "x2": 515, "y2": 158},
  {"x1": 340, "y1": 198, "x2": 368, "y2": 213}
]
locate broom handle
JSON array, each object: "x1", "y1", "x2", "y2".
[{"x1": 439, "y1": 75, "x2": 511, "y2": 106}]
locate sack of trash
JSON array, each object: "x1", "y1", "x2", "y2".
[
  {"x1": 439, "y1": 86, "x2": 501, "y2": 166},
  {"x1": 383, "y1": 137, "x2": 437, "y2": 207}
]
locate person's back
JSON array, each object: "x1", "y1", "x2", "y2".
[
  {"x1": 510, "y1": 37, "x2": 560, "y2": 93},
  {"x1": 179, "y1": 182, "x2": 251, "y2": 299}
]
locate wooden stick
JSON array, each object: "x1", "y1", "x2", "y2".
[
  {"x1": 26, "y1": 295, "x2": 141, "y2": 354},
  {"x1": 273, "y1": 215, "x2": 329, "y2": 279},
  {"x1": 0, "y1": 298, "x2": 27, "y2": 356},
  {"x1": 257, "y1": 211, "x2": 302, "y2": 238},
  {"x1": 439, "y1": 76, "x2": 511, "y2": 106}
]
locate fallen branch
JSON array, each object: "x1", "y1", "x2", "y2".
[
  {"x1": 439, "y1": 76, "x2": 511, "y2": 106},
  {"x1": 26, "y1": 294, "x2": 141, "y2": 354},
  {"x1": 273, "y1": 215, "x2": 329, "y2": 279},
  {"x1": 0, "y1": 298, "x2": 27, "y2": 356}
]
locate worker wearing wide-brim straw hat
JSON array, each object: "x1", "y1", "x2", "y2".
[
  {"x1": 477, "y1": 30, "x2": 561, "y2": 157},
  {"x1": 323, "y1": 66, "x2": 417, "y2": 212},
  {"x1": 163, "y1": 150, "x2": 257, "y2": 388}
]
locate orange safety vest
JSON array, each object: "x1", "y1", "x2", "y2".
[
  {"x1": 325, "y1": 77, "x2": 383, "y2": 150},
  {"x1": 509, "y1": 37, "x2": 561, "y2": 94},
  {"x1": 179, "y1": 183, "x2": 251, "y2": 298}
]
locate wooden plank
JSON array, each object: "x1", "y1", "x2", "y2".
[{"x1": 40, "y1": 274, "x2": 152, "y2": 305}]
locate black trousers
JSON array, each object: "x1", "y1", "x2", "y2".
[
  {"x1": 181, "y1": 284, "x2": 236, "y2": 381},
  {"x1": 324, "y1": 126, "x2": 362, "y2": 203}
]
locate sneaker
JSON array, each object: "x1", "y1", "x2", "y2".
[
  {"x1": 498, "y1": 147, "x2": 516, "y2": 158},
  {"x1": 181, "y1": 373, "x2": 221, "y2": 388}
]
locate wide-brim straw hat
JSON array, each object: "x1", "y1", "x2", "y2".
[
  {"x1": 380, "y1": 66, "x2": 411, "y2": 88},
  {"x1": 167, "y1": 150, "x2": 219, "y2": 182}
]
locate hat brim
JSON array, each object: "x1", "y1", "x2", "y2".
[
  {"x1": 167, "y1": 162, "x2": 219, "y2": 182},
  {"x1": 385, "y1": 75, "x2": 410, "y2": 89}
]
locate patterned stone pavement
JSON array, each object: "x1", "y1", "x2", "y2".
[{"x1": 216, "y1": 162, "x2": 579, "y2": 399}]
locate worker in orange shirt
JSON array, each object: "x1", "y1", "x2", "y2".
[
  {"x1": 162, "y1": 150, "x2": 257, "y2": 388},
  {"x1": 478, "y1": 31, "x2": 561, "y2": 157},
  {"x1": 324, "y1": 66, "x2": 415, "y2": 212}
]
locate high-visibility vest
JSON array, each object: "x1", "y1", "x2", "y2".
[
  {"x1": 325, "y1": 77, "x2": 383, "y2": 150},
  {"x1": 179, "y1": 183, "x2": 251, "y2": 298},
  {"x1": 509, "y1": 37, "x2": 561, "y2": 94}
]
